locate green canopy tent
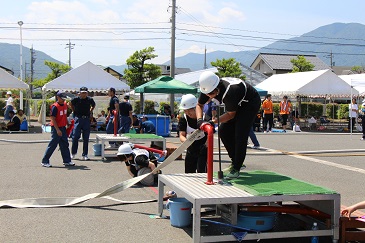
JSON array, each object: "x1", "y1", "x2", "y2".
[{"x1": 134, "y1": 76, "x2": 197, "y2": 113}]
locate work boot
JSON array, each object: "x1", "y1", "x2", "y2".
[{"x1": 225, "y1": 168, "x2": 240, "y2": 179}]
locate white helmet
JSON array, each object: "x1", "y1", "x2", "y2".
[
  {"x1": 199, "y1": 71, "x2": 220, "y2": 94},
  {"x1": 180, "y1": 94, "x2": 197, "y2": 110},
  {"x1": 117, "y1": 144, "x2": 133, "y2": 155},
  {"x1": 6, "y1": 91, "x2": 12, "y2": 95}
]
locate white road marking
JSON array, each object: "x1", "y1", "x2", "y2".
[{"x1": 283, "y1": 152, "x2": 365, "y2": 175}]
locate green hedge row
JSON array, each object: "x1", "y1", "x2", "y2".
[{"x1": 271, "y1": 102, "x2": 350, "y2": 119}]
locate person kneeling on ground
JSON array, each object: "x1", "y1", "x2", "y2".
[
  {"x1": 117, "y1": 143, "x2": 160, "y2": 186},
  {"x1": 140, "y1": 116, "x2": 156, "y2": 134}
]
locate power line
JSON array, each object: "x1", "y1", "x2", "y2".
[{"x1": 176, "y1": 38, "x2": 365, "y2": 56}]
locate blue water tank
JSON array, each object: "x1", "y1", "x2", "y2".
[{"x1": 140, "y1": 114, "x2": 170, "y2": 137}]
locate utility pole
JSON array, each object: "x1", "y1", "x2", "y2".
[
  {"x1": 204, "y1": 45, "x2": 207, "y2": 69},
  {"x1": 326, "y1": 50, "x2": 334, "y2": 68},
  {"x1": 24, "y1": 62, "x2": 28, "y2": 81},
  {"x1": 30, "y1": 46, "x2": 36, "y2": 97},
  {"x1": 66, "y1": 39, "x2": 75, "y2": 68},
  {"x1": 169, "y1": 0, "x2": 176, "y2": 116}
]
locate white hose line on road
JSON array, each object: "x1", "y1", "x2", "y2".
[{"x1": 0, "y1": 130, "x2": 203, "y2": 208}]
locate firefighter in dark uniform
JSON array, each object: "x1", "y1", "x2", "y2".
[
  {"x1": 70, "y1": 86, "x2": 96, "y2": 160},
  {"x1": 178, "y1": 94, "x2": 207, "y2": 173},
  {"x1": 106, "y1": 87, "x2": 119, "y2": 147},
  {"x1": 196, "y1": 71, "x2": 261, "y2": 179}
]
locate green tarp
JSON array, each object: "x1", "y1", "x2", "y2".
[
  {"x1": 134, "y1": 76, "x2": 197, "y2": 94},
  {"x1": 215, "y1": 170, "x2": 336, "y2": 196}
]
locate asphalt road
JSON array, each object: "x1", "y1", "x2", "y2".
[{"x1": 0, "y1": 130, "x2": 364, "y2": 242}]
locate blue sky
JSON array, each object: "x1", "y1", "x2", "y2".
[{"x1": 0, "y1": 0, "x2": 364, "y2": 67}]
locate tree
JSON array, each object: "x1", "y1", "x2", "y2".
[
  {"x1": 123, "y1": 47, "x2": 162, "y2": 89},
  {"x1": 351, "y1": 65, "x2": 364, "y2": 74},
  {"x1": 32, "y1": 61, "x2": 70, "y2": 88},
  {"x1": 211, "y1": 58, "x2": 245, "y2": 79},
  {"x1": 290, "y1": 56, "x2": 315, "y2": 73}
]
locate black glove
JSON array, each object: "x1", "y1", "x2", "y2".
[
  {"x1": 208, "y1": 120, "x2": 215, "y2": 127},
  {"x1": 197, "y1": 118, "x2": 204, "y2": 128}
]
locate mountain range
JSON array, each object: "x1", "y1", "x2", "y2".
[{"x1": 1, "y1": 22, "x2": 365, "y2": 79}]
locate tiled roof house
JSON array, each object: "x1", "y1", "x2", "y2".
[{"x1": 250, "y1": 53, "x2": 330, "y2": 77}]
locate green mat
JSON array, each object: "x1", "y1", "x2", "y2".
[
  {"x1": 215, "y1": 170, "x2": 337, "y2": 196},
  {"x1": 122, "y1": 134, "x2": 163, "y2": 139}
]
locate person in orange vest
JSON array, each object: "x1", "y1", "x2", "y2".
[
  {"x1": 279, "y1": 95, "x2": 292, "y2": 132},
  {"x1": 262, "y1": 94, "x2": 273, "y2": 133},
  {"x1": 41, "y1": 91, "x2": 75, "y2": 167}
]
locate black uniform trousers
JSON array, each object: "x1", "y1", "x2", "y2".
[
  {"x1": 185, "y1": 141, "x2": 207, "y2": 173},
  {"x1": 219, "y1": 95, "x2": 261, "y2": 171}
]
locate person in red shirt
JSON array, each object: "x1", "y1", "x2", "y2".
[
  {"x1": 262, "y1": 94, "x2": 273, "y2": 133},
  {"x1": 41, "y1": 91, "x2": 75, "y2": 167}
]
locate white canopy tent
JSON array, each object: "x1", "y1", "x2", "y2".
[
  {"x1": 40, "y1": 61, "x2": 130, "y2": 125},
  {"x1": 339, "y1": 74, "x2": 365, "y2": 95},
  {"x1": 0, "y1": 68, "x2": 29, "y2": 90},
  {"x1": 0, "y1": 67, "x2": 29, "y2": 110},
  {"x1": 256, "y1": 69, "x2": 358, "y2": 97},
  {"x1": 175, "y1": 67, "x2": 218, "y2": 86},
  {"x1": 42, "y1": 61, "x2": 129, "y2": 92}
]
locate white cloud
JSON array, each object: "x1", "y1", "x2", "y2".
[
  {"x1": 26, "y1": 1, "x2": 121, "y2": 23},
  {"x1": 202, "y1": 6, "x2": 245, "y2": 24}
]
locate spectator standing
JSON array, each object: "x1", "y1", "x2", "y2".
[
  {"x1": 249, "y1": 127, "x2": 260, "y2": 149},
  {"x1": 118, "y1": 95, "x2": 133, "y2": 134},
  {"x1": 140, "y1": 116, "x2": 156, "y2": 134},
  {"x1": 348, "y1": 98, "x2": 358, "y2": 132},
  {"x1": 203, "y1": 99, "x2": 217, "y2": 121},
  {"x1": 279, "y1": 95, "x2": 292, "y2": 132},
  {"x1": 196, "y1": 71, "x2": 261, "y2": 179},
  {"x1": 361, "y1": 99, "x2": 365, "y2": 140},
  {"x1": 70, "y1": 87, "x2": 95, "y2": 161},
  {"x1": 41, "y1": 91, "x2": 74, "y2": 167},
  {"x1": 178, "y1": 94, "x2": 207, "y2": 173},
  {"x1": 3, "y1": 91, "x2": 14, "y2": 120},
  {"x1": 1, "y1": 110, "x2": 20, "y2": 131},
  {"x1": 106, "y1": 87, "x2": 119, "y2": 148},
  {"x1": 262, "y1": 94, "x2": 273, "y2": 133}
]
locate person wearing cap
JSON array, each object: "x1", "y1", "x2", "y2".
[
  {"x1": 140, "y1": 116, "x2": 156, "y2": 134},
  {"x1": 196, "y1": 71, "x2": 261, "y2": 179},
  {"x1": 3, "y1": 91, "x2": 14, "y2": 120},
  {"x1": 41, "y1": 91, "x2": 74, "y2": 167},
  {"x1": 178, "y1": 94, "x2": 207, "y2": 173},
  {"x1": 70, "y1": 87, "x2": 96, "y2": 160},
  {"x1": 1, "y1": 110, "x2": 20, "y2": 131},
  {"x1": 118, "y1": 94, "x2": 133, "y2": 134},
  {"x1": 106, "y1": 87, "x2": 119, "y2": 148},
  {"x1": 131, "y1": 113, "x2": 141, "y2": 133}
]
